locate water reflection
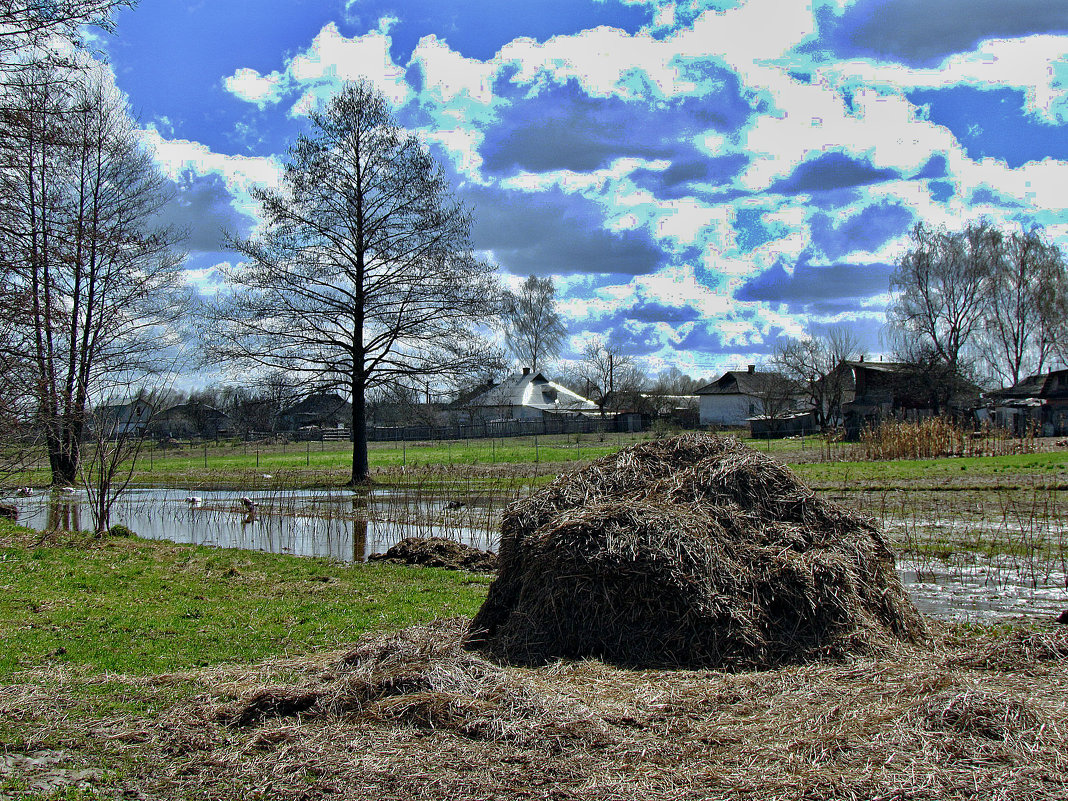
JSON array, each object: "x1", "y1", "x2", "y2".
[
  {"x1": 46, "y1": 498, "x2": 81, "y2": 533},
  {"x1": 6, "y1": 487, "x2": 497, "y2": 563}
]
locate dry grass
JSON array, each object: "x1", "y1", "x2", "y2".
[
  {"x1": 367, "y1": 537, "x2": 499, "y2": 572},
  {"x1": 7, "y1": 618, "x2": 1067, "y2": 800},
  {"x1": 471, "y1": 433, "x2": 925, "y2": 669},
  {"x1": 859, "y1": 419, "x2": 1038, "y2": 461}
]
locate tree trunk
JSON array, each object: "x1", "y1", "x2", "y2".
[{"x1": 350, "y1": 374, "x2": 370, "y2": 485}]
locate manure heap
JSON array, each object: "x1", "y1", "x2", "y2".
[{"x1": 468, "y1": 433, "x2": 925, "y2": 669}]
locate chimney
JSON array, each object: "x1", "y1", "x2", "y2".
[
  {"x1": 859, "y1": 354, "x2": 864, "y2": 362},
  {"x1": 747, "y1": 364, "x2": 755, "y2": 374},
  {"x1": 522, "y1": 367, "x2": 530, "y2": 376}
]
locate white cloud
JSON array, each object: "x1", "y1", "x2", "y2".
[
  {"x1": 222, "y1": 20, "x2": 410, "y2": 116},
  {"x1": 139, "y1": 128, "x2": 281, "y2": 220},
  {"x1": 223, "y1": 67, "x2": 284, "y2": 108}
]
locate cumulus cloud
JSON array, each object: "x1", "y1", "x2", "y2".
[{"x1": 191, "y1": 0, "x2": 1068, "y2": 372}]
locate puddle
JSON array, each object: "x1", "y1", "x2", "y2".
[
  {"x1": 3, "y1": 488, "x2": 500, "y2": 562},
  {"x1": 897, "y1": 555, "x2": 1067, "y2": 624}
]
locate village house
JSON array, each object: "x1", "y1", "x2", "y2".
[
  {"x1": 451, "y1": 368, "x2": 598, "y2": 424},
  {"x1": 833, "y1": 359, "x2": 980, "y2": 438},
  {"x1": 149, "y1": 401, "x2": 233, "y2": 440},
  {"x1": 985, "y1": 369, "x2": 1068, "y2": 436},
  {"x1": 695, "y1": 365, "x2": 796, "y2": 427},
  {"x1": 278, "y1": 392, "x2": 353, "y2": 433},
  {"x1": 91, "y1": 397, "x2": 155, "y2": 439}
]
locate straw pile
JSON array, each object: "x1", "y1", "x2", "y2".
[
  {"x1": 216, "y1": 618, "x2": 606, "y2": 748},
  {"x1": 368, "y1": 537, "x2": 497, "y2": 572},
  {"x1": 469, "y1": 433, "x2": 926, "y2": 669}
]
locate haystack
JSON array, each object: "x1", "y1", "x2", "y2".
[{"x1": 467, "y1": 433, "x2": 925, "y2": 669}]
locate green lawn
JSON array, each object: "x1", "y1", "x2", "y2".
[
  {"x1": 0, "y1": 521, "x2": 490, "y2": 679},
  {"x1": 792, "y1": 449, "x2": 1068, "y2": 486}
]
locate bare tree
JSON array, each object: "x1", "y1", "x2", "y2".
[
  {"x1": 980, "y1": 226, "x2": 1068, "y2": 386},
  {"x1": 204, "y1": 80, "x2": 500, "y2": 485},
  {"x1": 502, "y1": 274, "x2": 566, "y2": 371},
  {"x1": 644, "y1": 367, "x2": 702, "y2": 420},
  {"x1": 80, "y1": 385, "x2": 156, "y2": 536},
  {"x1": 772, "y1": 326, "x2": 862, "y2": 429},
  {"x1": 0, "y1": 65, "x2": 187, "y2": 485},
  {"x1": 888, "y1": 220, "x2": 1001, "y2": 373},
  {"x1": 0, "y1": 1, "x2": 133, "y2": 83},
  {"x1": 574, "y1": 338, "x2": 644, "y2": 416},
  {"x1": 746, "y1": 368, "x2": 799, "y2": 436}
]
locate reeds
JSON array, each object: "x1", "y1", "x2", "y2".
[{"x1": 860, "y1": 418, "x2": 1038, "y2": 461}]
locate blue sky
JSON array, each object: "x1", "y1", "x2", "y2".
[{"x1": 99, "y1": 0, "x2": 1068, "y2": 380}]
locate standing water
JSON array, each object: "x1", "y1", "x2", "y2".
[{"x1": 4, "y1": 487, "x2": 499, "y2": 562}]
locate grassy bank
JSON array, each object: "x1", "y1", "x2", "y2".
[
  {"x1": 5, "y1": 432, "x2": 654, "y2": 489},
  {"x1": 0, "y1": 521, "x2": 490, "y2": 680}
]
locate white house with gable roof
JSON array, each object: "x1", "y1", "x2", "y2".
[{"x1": 454, "y1": 368, "x2": 598, "y2": 423}]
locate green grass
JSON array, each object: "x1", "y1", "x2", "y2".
[
  {"x1": 6, "y1": 432, "x2": 651, "y2": 488},
  {"x1": 791, "y1": 449, "x2": 1068, "y2": 486},
  {"x1": 0, "y1": 521, "x2": 490, "y2": 679}
]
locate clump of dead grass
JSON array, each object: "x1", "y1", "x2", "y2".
[
  {"x1": 215, "y1": 618, "x2": 607, "y2": 749},
  {"x1": 367, "y1": 537, "x2": 498, "y2": 572},
  {"x1": 469, "y1": 433, "x2": 926, "y2": 669},
  {"x1": 60, "y1": 619, "x2": 1063, "y2": 801}
]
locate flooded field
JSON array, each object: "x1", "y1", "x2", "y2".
[
  {"x1": 4, "y1": 485, "x2": 1066, "y2": 624},
  {"x1": 4, "y1": 487, "x2": 502, "y2": 562}
]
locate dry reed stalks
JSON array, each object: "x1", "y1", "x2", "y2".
[
  {"x1": 17, "y1": 618, "x2": 1059, "y2": 800},
  {"x1": 468, "y1": 433, "x2": 925, "y2": 669},
  {"x1": 860, "y1": 418, "x2": 1038, "y2": 461}
]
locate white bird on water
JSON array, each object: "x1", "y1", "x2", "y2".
[
  {"x1": 185, "y1": 496, "x2": 202, "y2": 507},
  {"x1": 16, "y1": 487, "x2": 32, "y2": 497},
  {"x1": 240, "y1": 496, "x2": 258, "y2": 512},
  {"x1": 261, "y1": 474, "x2": 272, "y2": 480}
]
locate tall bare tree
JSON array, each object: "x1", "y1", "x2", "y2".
[
  {"x1": 204, "y1": 80, "x2": 500, "y2": 485},
  {"x1": 887, "y1": 220, "x2": 1001, "y2": 373},
  {"x1": 0, "y1": 1, "x2": 133, "y2": 80},
  {"x1": 572, "y1": 338, "x2": 644, "y2": 416},
  {"x1": 772, "y1": 326, "x2": 862, "y2": 429},
  {"x1": 502, "y1": 274, "x2": 566, "y2": 371},
  {"x1": 980, "y1": 226, "x2": 1067, "y2": 386},
  {"x1": 0, "y1": 65, "x2": 187, "y2": 484}
]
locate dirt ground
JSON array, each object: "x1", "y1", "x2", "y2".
[{"x1": 3, "y1": 618, "x2": 1066, "y2": 800}]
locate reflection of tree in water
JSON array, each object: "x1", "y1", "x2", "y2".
[
  {"x1": 47, "y1": 498, "x2": 80, "y2": 532},
  {"x1": 353, "y1": 518, "x2": 367, "y2": 562}
]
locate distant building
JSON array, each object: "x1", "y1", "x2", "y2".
[
  {"x1": 278, "y1": 392, "x2": 353, "y2": 432},
  {"x1": 986, "y1": 369, "x2": 1068, "y2": 436},
  {"x1": 695, "y1": 365, "x2": 795, "y2": 427},
  {"x1": 149, "y1": 402, "x2": 233, "y2": 439},
  {"x1": 91, "y1": 397, "x2": 155, "y2": 438},
  {"x1": 831, "y1": 359, "x2": 981, "y2": 438},
  {"x1": 452, "y1": 368, "x2": 598, "y2": 423}
]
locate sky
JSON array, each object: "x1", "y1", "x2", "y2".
[{"x1": 97, "y1": 0, "x2": 1068, "y2": 382}]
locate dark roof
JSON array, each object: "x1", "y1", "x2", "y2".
[
  {"x1": 988, "y1": 369, "x2": 1068, "y2": 400},
  {"x1": 695, "y1": 370, "x2": 790, "y2": 396}
]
